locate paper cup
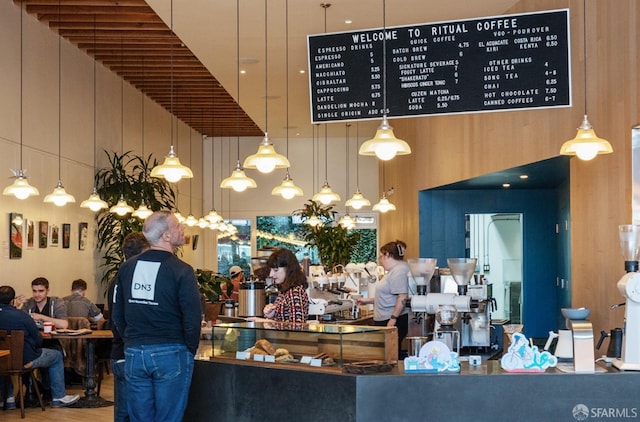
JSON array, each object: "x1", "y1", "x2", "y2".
[{"x1": 43, "y1": 322, "x2": 54, "y2": 334}]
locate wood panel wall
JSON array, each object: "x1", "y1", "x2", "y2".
[{"x1": 380, "y1": 0, "x2": 640, "y2": 339}]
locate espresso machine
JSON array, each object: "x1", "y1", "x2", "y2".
[
  {"x1": 447, "y1": 258, "x2": 496, "y2": 353},
  {"x1": 613, "y1": 224, "x2": 640, "y2": 370}
]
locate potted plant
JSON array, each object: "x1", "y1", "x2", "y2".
[
  {"x1": 196, "y1": 269, "x2": 232, "y2": 321},
  {"x1": 294, "y1": 200, "x2": 360, "y2": 272},
  {"x1": 94, "y1": 150, "x2": 176, "y2": 286}
]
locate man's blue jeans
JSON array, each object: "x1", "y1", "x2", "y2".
[
  {"x1": 124, "y1": 344, "x2": 194, "y2": 422},
  {"x1": 111, "y1": 359, "x2": 129, "y2": 422},
  {"x1": 29, "y1": 348, "x2": 66, "y2": 399}
]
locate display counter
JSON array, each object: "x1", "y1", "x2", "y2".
[
  {"x1": 187, "y1": 322, "x2": 640, "y2": 421},
  {"x1": 186, "y1": 359, "x2": 640, "y2": 422}
]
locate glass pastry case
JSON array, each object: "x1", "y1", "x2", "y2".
[{"x1": 208, "y1": 321, "x2": 397, "y2": 369}]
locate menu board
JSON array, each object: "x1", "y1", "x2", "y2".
[{"x1": 308, "y1": 9, "x2": 570, "y2": 123}]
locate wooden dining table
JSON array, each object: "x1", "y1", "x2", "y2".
[{"x1": 50, "y1": 329, "x2": 113, "y2": 408}]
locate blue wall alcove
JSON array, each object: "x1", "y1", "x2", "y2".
[{"x1": 418, "y1": 186, "x2": 567, "y2": 338}]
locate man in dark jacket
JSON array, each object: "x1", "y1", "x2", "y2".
[
  {"x1": 112, "y1": 211, "x2": 201, "y2": 422},
  {"x1": 108, "y1": 231, "x2": 149, "y2": 422},
  {"x1": 0, "y1": 285, "x2": 79, "y2": 408}
]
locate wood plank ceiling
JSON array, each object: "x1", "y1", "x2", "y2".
[{"x1": 18, "y1": 0, "x2": 263, "y2": 138}]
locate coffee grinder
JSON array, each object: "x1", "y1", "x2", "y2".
[
  {"x1": 613, "y1": 224, "x2": 640, "y2": 370},
  {"x1": 407, "y1": 258, "x2": 438, "y2": 336}
]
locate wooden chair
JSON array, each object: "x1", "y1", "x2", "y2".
[
  {"x1": 0, "y1": 330, "x2": 45, "y2": 418},
  {"x1": 61, "y1": 317, "x2": 91, "y2": 376}
]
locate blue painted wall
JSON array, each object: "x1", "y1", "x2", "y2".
[{"x1": 419, "y1": 188, "x2": 565, "y2": 338}]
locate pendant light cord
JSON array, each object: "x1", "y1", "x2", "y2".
[
  {"x1": 583, "y1": 0, "x2": 588, "y2": 115},
  {"x1": 141, "y1": 57, "x2": 145, "y2": 158},
  {"x1": 236, "y1": 0, "x2": 240, "y2": 162},
  {"x1": 211, "y1": 82, "x2": 216, "y2": 209},
  {"x1": 169, "y1": 0, "x2": 175, "y2": 151},
  {"x1": 382, "y1": 0, "x2": 387, "y2": 115},
  {"x1": 19, "y1": 0, "x2": 23, "y2": 169},
  {"x1": 93, "y1": 15, "x2": 97, "y2": 174},
  {"x1": 355, "y1": 123, "x2": 359, "y2": 186},
  {"x1": 57, "y1": 0, "x2": 61, "y2": 180},
  {"x1": 120, "y1": 37, "x2": 124, "y2": 155},
  {"x1": 264, "y1": 0, "x2": 268, "y2": 134},
  {"x1": 285, "y1": 0, "x2": 289, "y2": 157},
  {"x1": 324, "y1": 125, "x2": 328, "y2": 182},
  {"x1": 345, "y1": 123, "x2": 350, "y2": 194}
]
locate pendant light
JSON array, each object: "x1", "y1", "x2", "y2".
[
  {"x1": 81, "y1": 16, "x2": 108, "y2": 212},
  {"x1": 339, "y1": 123, "x2": 356, "y2": 229},
  {"x1": 345, "y1": 123, "x2": 371, "y2": 209},
  {"x1": 311, "y1": 4, "x2": 339, "y2": 206},
  {"x1": 206, "y1": 91, "x2": 222, "y2": 229},
  {"x1": 131, "y1": 57, "x2": 153, "y2": 220},
  {"x1": 372, "y1": 162, "x2": 396, "y2": 213},
  {"x1": 221, "y1": 0, "x2": 256, "y2": 192},
  {"x1": 44, "y1": 0, "x2": 75, "y2": 207},
  {"x1": 306, "y1": 124, "x2": 323, "y2": 228},
  {"x1": 184, "y1": 118, "x2": 198, "y2": 227},
  {"x1": 244, "y1": 0, "x2": 289, "y2": 174},
  {"x1": 359, "y1": 0, "x2": 411, "y2": 161},
  {"x1": 559, "y1": 0, "x2": 612, "y2": 161},
  {"x1": 150, "y1": 0, "x2": 193, "y2": 183},
  {"x1": 312, "y1": 125, "x2": 341, "y2": 205},
  {"x1": 272, "y1": 0, "x2": 303, "y2": 200},
  {"x1": 109, "y1": 39, "x2": 134, "y2": 216},
  {"x1": 4, "y1": 1, "x2": 39, "y2": 200}
]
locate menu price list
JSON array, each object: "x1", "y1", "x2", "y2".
[{"x1": 308, "y1": 9, "x2": 570, "y2": 123}]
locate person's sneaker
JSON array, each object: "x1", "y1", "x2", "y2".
[
  {"x1": 1, "y1": 396, "x2": 17, "y2": 410},
  {"x1": 51, "y1": 394, "x2": 80, "y2": 408}
]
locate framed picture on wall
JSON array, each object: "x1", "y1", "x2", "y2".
[
  {"x1": 9, "y1": 213, "x2": 23, "y2": 259},
  {"x1": 26, "y1": 218, "x2": 35, "y2": 249},
  {"x1": 39, "y1": 221, "x2": 48, "y2": 248},
  {"x1": 192, "y1": 234, "x2": 199, "y2": 250},
  {"x1": 62, "y1": 223, "x2": 71, "y2": 249},
  {"x1": 79, "y1": 222, "x2": 88, "y2": 250},
  {"x1": 49, "y1": 224, "x2": 59, "y2": 247}
]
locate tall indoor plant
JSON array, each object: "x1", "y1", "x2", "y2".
[
  {"x1": 94, "y1": 151, "x2": 176, "y2": 286},
  {"x1": 294, "y1": 200, "x2": 360, "y2": 272}
]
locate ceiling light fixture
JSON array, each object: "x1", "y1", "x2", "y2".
[
  {"x1": 339, "y1": 123, "x2": 356, "y2": 229},
  {"x1": 244, "y1": 0, "x2": 289, "y2": 174},
  {"x1": 559, "y1": 0, "x2": 612, "y2": 161},
  {"x1": 81, "y1": 15, "x2": 108, "y2": 212},
  {"x1": 109, "y1": 38, "x2": 134, "y2": 216},
  {"x1": 372, "y1": 162, "x2": 396, "y2": 213},
  {"x1": 345, "y1": 123, "x2": 371, "y2": 210},
  {"x1": 110, "y1": 194, "x2": 134, "y2": 216},
  {"x1": 4, "y1": 1, "x2": 39, "y2": 200},
  {"x1": 359, "y1": 0, "x2": 411, "y2": 161},
  {"x1": 184, "y1": 117, "x2": 198, "y2": 227},
  {"x1": 44, "y1": 0, "x2": 75, "y2": 207},
  {"x1": 150, "y1": 0, "x2": 193, "y2": 182},
  {"x1": 222, "y1": 0, "x2": 256, "y2": 192},
  {"x1": 272, "y1": 0, "x2": 303, "y2": 200},
  {"x1": 312, "y1": 125, "x2": 341, "y2": 205},
  {"x1": 206, "y1": 90, "x2": 222, "y2": 229},
  {"x1": 132, "y1": 58, "x2": 153, "y2": 220}
]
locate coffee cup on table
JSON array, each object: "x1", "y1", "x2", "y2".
[{"x1": 43, "y1": 322, "x2": 54, "y2": 334}]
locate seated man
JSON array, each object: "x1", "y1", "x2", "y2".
[
  {"x1": 16, "y1": 277, "x2": 68, "y2": 330},
  {"x1": 0, "y1": 285, "x2": 79, "y2": 407},
  {"x1": 63, "y1": 279, "x2": 103, "y2": 324}
]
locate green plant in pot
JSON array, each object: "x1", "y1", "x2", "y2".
[
  {"x1": 196, "y1": 269, "x2": 232, "y2": 322},
  {"x1": 196, "y1": 269, "x2": 232, "y2": 303},
  {"x1": 294, "y1": 200, "x2": 360, "y2": 272},
  {"x1": 94, "y1": 150, "x2": 177, "y2": 286}
]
